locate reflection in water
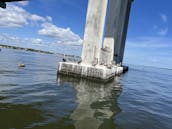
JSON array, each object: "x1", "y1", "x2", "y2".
[
  {"x1": 0, "y1": 49, "x2": 171, "y2": 129},
  {"x1": 58, "y1": 75, "x2": 122, "y2": 129},
  {"x1": 1, "y1": 49, "x2": 171, "y2": 129}
]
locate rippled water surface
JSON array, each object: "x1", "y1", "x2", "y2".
[{"x1": 0, "y1": 48, "x2": 172, "y2": 129}]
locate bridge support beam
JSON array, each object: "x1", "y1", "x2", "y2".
[
  {"x1": 103, "y1": 0, "x2": 124, "y2": 65},
  {"x1": 118, "y1": 0, "x2": 133, "y2": 64},
  {"x1": 113, "y1": 0, "x2": 129, "y2": 65},
  {"x1": 58, "y1": 0, "x2": 133, "y2": 81}
]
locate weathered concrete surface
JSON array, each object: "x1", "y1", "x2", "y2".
[
  {"x1": 58, "y1": 62, "x2": 120, "y2": 82},
  {"x1": 99, "y1": 47, "x2": 112, "y2": 65},
  {"x1": 81, "y1": 0, "x2": 108, "y2": 64},
  {"x1": 100, "y1": 38, "x2": 114, "y2": 65},
  {"x1": 58, "y1": 62, "x2": 126, "y2": 82}
]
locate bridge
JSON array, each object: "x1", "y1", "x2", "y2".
[
  {"x1": 0, "y1": 0, "x2": 133, "y2": 81},
  {"x1": 0, "y1": 0, "x2": 26, "y2": 8},
  {"x1": 58, "y1": 0, "x2": 134, "y2": 81}
]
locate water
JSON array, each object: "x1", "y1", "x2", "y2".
[{"x1": 0, "y1": 48, "x2": 172, "y2": 129}]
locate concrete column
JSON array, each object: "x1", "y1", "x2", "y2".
[
  {"x1": 103, "y1": 0, "x2": 123, "y2": 65},
  {"x1": 118, "y1": 0, "x2": 133, "y2": 64},
  {"x1": 113, "y1": 0, "x2": 129, "y2": 65},
  {"x1": 81, "y1": 0, "x2": 108, "y2": 65}
]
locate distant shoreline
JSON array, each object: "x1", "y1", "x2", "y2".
[
  {"x1": 0, "y1": 44, "x2": 81, "y2": 61},
  {"x1": 0, "y1": 44, "x2": 54, "y2": 55}
]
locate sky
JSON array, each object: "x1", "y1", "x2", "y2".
[{"x1": 0, "y1": 0, "x2": 172, "y2": 68}]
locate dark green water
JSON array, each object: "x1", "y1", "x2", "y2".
[{"x1": 0, "y1": 48, "x2": 172, "y2": 129}]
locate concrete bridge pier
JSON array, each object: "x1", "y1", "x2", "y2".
[
  {"x1": 58, "y1": 0, "x2": 116, "y2": 82},
  {"x1": 58, "y1": 0, "x2": 133, "y2": 81}
]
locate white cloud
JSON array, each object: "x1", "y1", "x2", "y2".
[
  {"x1": 158, "y1": 27, "x2": 168, "y2": 36},
  {"x1": 0, "y1": 4, "x2": 49, "y2": 27},
  {"x1": 158, "y1": 13, "x2": 168, "y2": 36},
  {"x1": 38, "y1": 22, "x2": 82, "y2": 45},
  {"x1": 0, "y1": 4, "x2": 82, "y2": 52},
  {"x1": 0, "y1": 33, "x2": 82, "y2": 55},
  {"x1": 160, "y1": 13, "x2": 167, "y2": 23},
  {"x1": 31, "y1": 38, "x2": 43, "y2": 44},
  {"x1": 0, "y1": 34, "x2": 42, "y2": 45},
  {"x1": 46, "y1": 16, "x2": 52, "y2": 22},
  {"x1": 17, "y1": 1, "x2": 29, "y2": 6},
  {"x1": 127, "y1": 36, "x2": 172, "y2": 48},
  {"x1": 0, "y1": 5, "x2": 28, "y2": 27},
  {"x1": 151, "y1": 58, "x2": 159, "y2": 63},
  {"x1": 30, "y1": 14, "x2": 45, "y2": 22},
  {"x1": 153, "y1": 13, "x2": 168, "y2": 36},
  {"x1": 124, "y1": 36, "x2": 172, "y2": 68}
]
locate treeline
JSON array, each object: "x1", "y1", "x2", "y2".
[
  {"x1": 0, "y1": 44, "x2": 81, "y2": 62},
  {"x1": 0, "y1": 44, "x2": 54, "y2": 54}
]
